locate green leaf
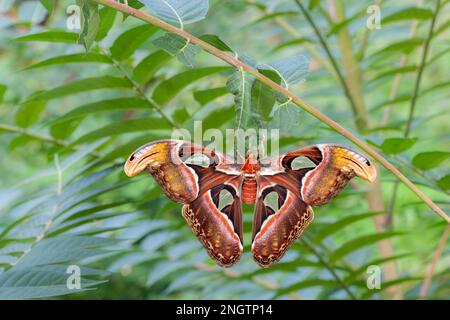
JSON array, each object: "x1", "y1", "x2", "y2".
[
  {"x1": 96, "y1": 7, "x2": 117, "y2": 41},
  {"x1": 25, "y1": 76, "x2": 132, "y2": 102},
  {"x1": 50, "y1": 119, "x2": 83, "y2": 139},
  {"x1": 437, "y1": 175, "x2": 450, "y2": 191},
  {"x1": 72, "y1": 118, "x2": 171, "y2": 145},
  {"x1": 201, "y1": 106, "x2": 235, "y2": 130},
  {"x1": 141, "y1": 0, "x2": 209, "y2": 26},
  {"x1": 52, "y1": 97, "x2": 148, "y2": 124},
  {"x1": 15, "y1": 100, "x2": 47, "y2": 128},
  {"x1": 249, "y1": 11, "x2": 297, "y2": 26},
  {"x1": 39, "y1": 0, "x2": 56, "y2": 15},
  {"x1": 271, "y1": 38, "x2": 313, "y2": 53},
  {"x1": 16, "y1": 31, "x2": 78, "y2": 43},
  {"x1": 370, "y1": 65, "x2": 417, "y2": 83},
  {"x1": 412, "y1": 151, "x2": 450, "y2": 170},
  {"x1": 193, "y1": 87, "x2": 228, "y2": 106},
  {"x1": 261, "y1": 54, "x2": 309, "y2": 87},
  {"x1": 152, "y1": 66, "x2": 230, "y2": 105},
  {"x1": 133, "y1": 50, "x2": 172, "y2": 83},
  {"x1": 111, "y1": 24, "x2": 158, "y2": 60},
  {"x1": 251, "y1": 68, "x2": 282, "y2": 123},
  {"x1": 199, "y1": 34, "x2": 233, "y2": 52},
  {"x1": 22, "y1": 53, "x2": 111, "y2": 71},
  {"x1": 14, "y1": 236, "x2": 114, "y2": 269},
  {"x1": 381, "y1": 137, "x2": 417, "y2": 154},
  {"x1": 370, "y1": 38, "x2": 425, "y2": 57},
  {"x1": 0, "y1": 265, "x2": 106, "y2": 299},
  {"x1": 313, "y1": 211, "x2": 384, "y2": 243},
  {"x1": 275, "y1": 279, "x2": 339, "y2": 298},
  {"x1": 76, "y1": 0, "x2": 100, "y2": 51},
  {"x1": 227, "y1": 69, "x2": 256, "y2": 130},
  {"x1": 152, "y1": 33, "x2": 201, "y2": 68},
  {"x1": 421, "y1": 81, "x2": 450, "y2": 96},
  {"x1": 383, "y1": 7, "x2": 433, "y2": 24},
  {"x1": 327, "y1": 9, "x2": 364, "y2": 36},
  {"x1": 0, "y1": 84, "x2": 6, "y2": 105},
  {"x1": 329, "y1": 231, "x2": 404, "y2": 263}
]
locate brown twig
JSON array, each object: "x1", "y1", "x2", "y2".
[{"x1": 419, "y1": 225, "x2": 450, "y2": 298}]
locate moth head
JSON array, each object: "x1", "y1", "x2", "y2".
[{"x1": 242, "y1": 149, "x2": 260, "y2": 173}]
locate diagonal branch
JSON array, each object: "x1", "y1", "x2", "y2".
[{"x1": 92, "y1": 0, "x2": 449, "y2": 223}]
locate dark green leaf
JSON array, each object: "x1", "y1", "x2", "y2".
[
  {"x1": 370, "y1": 38, "x2": 425, "y2": 57},
  {"x1": 22, "y1": 53, "x2": 111, "y2": 71},
  {"x1": 15, "y1": 100, "x2": 47, "y2": 128},
  {"x1": 383, "y1": 7, "x2": 433, "y2": 24},
  {"x1": 25, "y1": 76, "x2": 132, "y2": 102},
  {"x1": 381, "y1": 137, "x2": 417, "y2": 154},
  {"x1": 111, "y1": 24, "x2": 158, "y2": 60},
  {"x1": 0, "y1": 84, "x2": 6, "y2": 105},
  {"x1": 412, "y1": 151, "x2": 450, "y2": 170},
  {"x1": 329, "y1": 232, "x2": 404, "y2": 263},
  {"x1": 437, "y1": 175, "x2": 450, "y2": 191},
  {"x1": 314, "y1": 212, "x2": 384, "y2": 242},
  {"x1": 152, "y1": 33, "x2": 201, "y2": 68},
  {"x1": 52, "y1": 98, "x2": 148, "y2": 124},
  {"x1": 96, "y1": 7, "x2": 117, "y2": 41},
  {"x1": 76, "y1": 0, "x2": 100, "y2": 51},
  {"x1": 141, "y1": 0, "x2": 209, "y2": 26},
  {"x1": 370, "y1": 65, "x2": 417, "y2": 83},
  {"x1": 199, "y1": 34, "x2": 233, "y2": 52},
  {"x1": 39, "y1": 0, "x2": 56, "y2": 15},
  {"x1": 227, "y1": 70, "x2": 256, "y2": 130},
  {"x1": 193, "y1": 87, "x2": 228, "y2": 106},
  {"x1": 16, "y1": 31, "x2": 78, "y2": 43},
  {"x1": 72, "y1": 118, "x2": 171, "y2": 145},
  {"x1": 153, "y1": 66, "x2": 230, "y2": 105},
  {"x1": 133, "y1": 50, "x2": 172, "y2": 83}
]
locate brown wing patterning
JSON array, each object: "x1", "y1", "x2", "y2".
[
  {"x1": 283, "y1": 144, "x2": 377, "y2": 206},
  {"x1": 124, "y1": 139, "x2": 243, "y2": 267},
  {"x1": 252, "y1": 184, "x2": 314, "y2": 267}
]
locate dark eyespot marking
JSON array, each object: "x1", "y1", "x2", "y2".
[{"x1": 129, "y1": 154, "x2": 136, "y2": 161}]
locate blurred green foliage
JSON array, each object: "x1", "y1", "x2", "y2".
[{"x1": 0, "y1": 0, "x2": 448, "y2": 299}]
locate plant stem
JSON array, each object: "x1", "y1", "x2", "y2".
[
  {"x1": 245, "y1": 0, "x2": 339, "y2": 82},
  {"x1": 294, "y1": 0, "x2": 366, "y2": 131},
  {"x1": 385, "y1": 0, "x2": 441, "y2": 227},
  {"x1": 405, "y1": 0, "x2": 440, "y2": 137},
  {"x1": 92, "y1": 0, "x2": 449, "y2": 223},
  {"x1": 0, "y1": 123, "x2": 67, "y2": 146},
  {"x1": 0, "y1": 123, "x2": 102, "y2": 158},
  {"x1": 419, "y1": 225, "x2": 450, "y2": 298},
  {"x1": 302, "y1": 237, "x2": 357, "y2": 300},
  {"x1": 102, "y1": 50, "x2": 179, "y2": 128}
]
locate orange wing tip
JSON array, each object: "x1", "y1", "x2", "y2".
[
  {"x1": 123, "y1": 141, "x2": 170, "y2": 177},
  {"x1": 335, "y1": 146, "x2": 377, "y2": 183}
]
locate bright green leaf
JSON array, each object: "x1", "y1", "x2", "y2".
[
  {"x1": 22, "y1": 53, "x2": 111, "y2": 71},
  {"x1": 153, "y1": 66, "x2": 230, "y2": 105},
  {"x1": 383, "y1": 7, "x2": 433, "y2": 24},
  {"x1": 193, "y1": 87, "x2": 228, "y2": 106},
  {"x1": 133, "y1": 50, "x2": 172, "y2": 83},
  {"x1": 152, "y1": 33, "x2": 201, "y2": 68},
  {"x1": 412, "y1": 151, "x2": 450, "y2": 170},
  {"x1": 16, "y1": 31, "x2": 78, "y2": 43},
  {"x1": 111, "y1": 24, "x2": 158, "y2": 60},
  {"x1": 381, "y1": 137, "x2": 417, "y2": 154}
]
